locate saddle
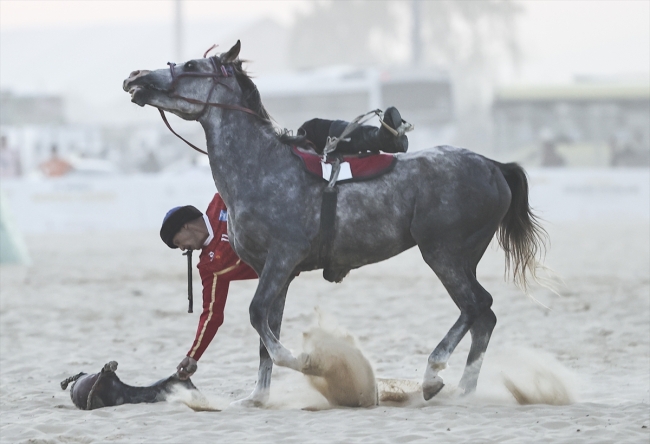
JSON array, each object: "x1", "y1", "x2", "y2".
[
  {"x1": 291, "y1": 146, "x2": 399, "y2": 282},
  {"x1": 291, "y1": 146, "x2": 397, "y2": 184}
]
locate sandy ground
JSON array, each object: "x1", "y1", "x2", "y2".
[{"x1": 1, "y1": 222, "x2": 648, "y2": 443}]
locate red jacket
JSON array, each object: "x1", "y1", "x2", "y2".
[{"x1": 187, "y1": 194, "x2": 257, "y2": 360}]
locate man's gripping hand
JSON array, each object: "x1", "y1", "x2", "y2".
[{"x1": 176, "y1": 356, "x2": 198, "y2": 380}]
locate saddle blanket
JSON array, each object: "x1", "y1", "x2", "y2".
[{"x1": 291, "y1": 146, "x2": 397, "y2": 184}]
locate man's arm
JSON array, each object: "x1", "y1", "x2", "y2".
[
  {"x1": 176, "y1": 270, "x2": 230, "y2": 379},
  {"x1": 187, "y1": 272, "x2": 231, "y2": 361},
  {"x1": 176, "y1": 262, "x2": 259, "y2": 378}
]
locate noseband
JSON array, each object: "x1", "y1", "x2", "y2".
[{"x1": 159, "y1": 56, "x2": 267, "y2": 155}]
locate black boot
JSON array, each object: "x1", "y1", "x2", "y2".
[
  {"x1": 328, "y1": 107, "x2": 409, "y2": 155},
  {"x1": 378, "y1": 106, "x2": 409, "y2": 153}
]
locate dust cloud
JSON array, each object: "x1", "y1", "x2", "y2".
[{"x1": 287, "y1": 312, "x2": 577, "y2": 409}]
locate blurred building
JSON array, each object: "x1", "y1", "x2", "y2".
[
  {"x1": 492, "y1": 82, "x2": 650, "y2": 167},
  {"x1": 256, "y1": 67, "x2": 455, "y2": 150},
  {"x1": 0, "y1": 90, "x2": 65, "y2": 126},
  {"x1": 0, "y1": 123, "x2": 112, "y2": 178},
  {"x1": 1, "y1": 90, "x2": 106, "y2": 177},
  {"x1": 0, "y1": 91, "x2": 189, "y2": 177}
]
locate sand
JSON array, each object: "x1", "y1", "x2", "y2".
[{"x1": 1, "y1": 221, "x2": 648, "y2": 443}]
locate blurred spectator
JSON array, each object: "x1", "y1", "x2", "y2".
[
  {"x1": 0, "y1": 136, "x2": 22, "y2": 178},
  {"x1": 39, "y1": 144, "x2": 72, "y2": 177},
  {"x1": 540, "y1": 140, "x2": 566, "y2": 167},
  {"x1": 610, "y1": 131, "x2": 650, "y2": 167},
  {"x1": 539, "y1": 129, "x2": 566, "y2": 167}
]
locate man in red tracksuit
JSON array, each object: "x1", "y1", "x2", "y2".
[{"x1": 160, "y1": 194, "x2": 257, "y2": 379}]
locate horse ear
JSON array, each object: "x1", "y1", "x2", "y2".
[{"x1": 221, "y1": 40, "x2": 241, "y2": 63}]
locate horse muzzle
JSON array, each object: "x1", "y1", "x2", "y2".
[
  {"x1": 127, "y1": 72, "x2": 172, "y2": 108},
  {"x1": 122, "y1": 69, "x2": 152, "y2": 91}
]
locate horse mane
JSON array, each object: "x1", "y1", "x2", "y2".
[
  {"x1": 219, "y1": 56, "x2": 311, "y2": 149},
  {"x1": 227, "y1": 59, "x2": 273, "y2": 123}
]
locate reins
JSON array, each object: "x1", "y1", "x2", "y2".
[
  {"x1": 159, "y1": 109, "x2": 208, "y2": 155},
  {"x1": 159, "y1": 55, "x2": 268, "y2": 156}
]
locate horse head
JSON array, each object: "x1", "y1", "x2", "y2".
[{"x1": 122, "y1": 41, "x2": 244, "y2": 122}]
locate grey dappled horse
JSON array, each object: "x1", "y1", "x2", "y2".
[{"x1": 123, "y1": 41, "x2": 546, "y2": 406}]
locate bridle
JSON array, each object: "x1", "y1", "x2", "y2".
[{"x1": 159, "y1": 55, "x2": 268, "y2": 155}]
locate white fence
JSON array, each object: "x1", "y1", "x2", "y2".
[{"x1": 1, "y1": 168, "x2": 648, "y2": 234}]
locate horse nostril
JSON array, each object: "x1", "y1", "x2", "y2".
[{"x1": 129, "y1": 70, "x2": 140, "y2": 78}]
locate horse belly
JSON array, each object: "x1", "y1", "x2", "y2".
[{"x1": 330, "y1": 186, "x2": 416, "y2": 268}]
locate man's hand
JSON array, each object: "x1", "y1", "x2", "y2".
[{"x1": 176, "y1": 356, "x2": 198, "y2": 380}]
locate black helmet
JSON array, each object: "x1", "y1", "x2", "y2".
[{"x1": 160, "y1": 205, "x2": 203, "y2": 249}]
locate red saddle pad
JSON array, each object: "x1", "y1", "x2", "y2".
[{"x1": 291, "y1": 146, "x2": 397, "y2": 184}]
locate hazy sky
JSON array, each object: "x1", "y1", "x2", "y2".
[
  {"x1": 1, "y1": 0, "x2": 648, "y2": 83},
  {"x1": 516, "y1": 0, "x2": 649, "y2": 83},
  {"x1": 0, "y1": 1, "x2": 309, "y2": 28},
  {"x1": 0, "y1": 0, "x2": 648, "y2": 125}
]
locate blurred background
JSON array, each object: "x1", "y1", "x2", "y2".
[{"x1": 0, "y1": 0, "x2": 648, "y2": 262}]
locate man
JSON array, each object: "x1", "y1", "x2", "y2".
[
  {"x1": 40, "y1": 144, "x2": 72, "y2": 177},
  {"x1": 160, "y1": 194, "x2": 257, "y2": 379},
  {"x1": 161, "y1": 107, "x2": 409, "y2": 378}
]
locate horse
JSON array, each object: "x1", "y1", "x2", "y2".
[{"x1": 123, "y1": 40, "x2": 546, "y2": 406}]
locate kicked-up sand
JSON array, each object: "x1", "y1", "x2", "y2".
[{"x1": 1, "y1": 221, "x2": 648, "y2": 443}]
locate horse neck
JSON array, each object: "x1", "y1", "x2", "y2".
[{"x1": 200, "y1": 109, "x2": 288, "y2": 207}]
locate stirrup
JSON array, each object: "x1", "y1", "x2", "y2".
[{"x1": 378, "y1": 111, "x2": 414, "y2": 137}]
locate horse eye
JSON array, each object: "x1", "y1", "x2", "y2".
[{"x1": 185, "y1": 62, "x2": 195, "y2": 71}]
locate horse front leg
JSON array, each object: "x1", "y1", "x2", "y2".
[
  {"x1": 233, "y1": 279, "x2": 291, "y2": 407},
  {"x1": 248, "y1": 251, "x2": 304, "y2": 372}
]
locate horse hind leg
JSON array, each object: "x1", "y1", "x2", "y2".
[
  {"x1": 457, "y1": 234, "x2": 499, "y2": 395},
  {"x1": 419, "y1": 247, "x2": 496, "y2": 400},
  {"x1": 457, "y1": 306, "x2": 496, "y2": 394}
]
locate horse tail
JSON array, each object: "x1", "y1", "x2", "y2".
[{"x1": 496, "y1": 162, "x2": 548, "y2": 289}]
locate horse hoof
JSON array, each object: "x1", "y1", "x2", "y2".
[
  {"x1": 456, "y1": 385, "x2": 476, "y2": 397},
  {"x1": 422, "y1": 376, "x2": 445, "y2": 400},
  {"x1": 230, "y1": 386, "x2": 269, "y2": 408},
  {"x1": 297, "y1": 352, "x2": 316, "y2": 375},
  {"x1": 231, "y1": 397, "x2": 265, "y2": 408},
  {"x1": 272, "y1": 349, "x2": 301, "y2": 371}
]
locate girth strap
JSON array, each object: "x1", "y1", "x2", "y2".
[{"x1": 318, "y1": 158, "x2": 341, "y2": 272}]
